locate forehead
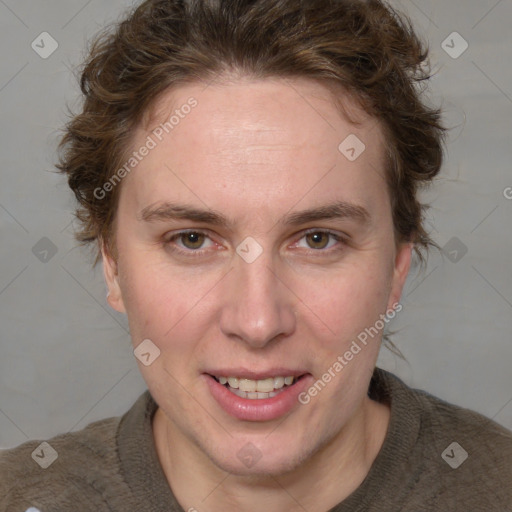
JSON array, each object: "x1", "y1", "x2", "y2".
[
  {"x1": 144, "y1": 77, "x2": 378, "y2": 150},
  {"x1": 122, "y1": 78, "x2": 388, "y2": 222}
]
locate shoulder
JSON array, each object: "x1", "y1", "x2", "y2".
[
  {"x1": 379, "y1": 369, "x2": 512, "y2": 509},
  {"x1": 417, "y1": 388, "x2": 512, "y2": 509},
  {"x1": 0, "y1": 414, "x2": 124, "y2": 511},
  {"x1": 377, "y1": 368, "x2": 512, "y2": 453},
  {"x1": 411, "y1": 380, "x2": 512, "y2": 462}
]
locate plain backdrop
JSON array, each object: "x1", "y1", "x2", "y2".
[{"x1": 0, "y1": 0, "x2": 511, "y2": 449}]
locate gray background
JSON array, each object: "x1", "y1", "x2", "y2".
[{"x1": 0, "y1": 0, "x2": 511, "y2": 449}]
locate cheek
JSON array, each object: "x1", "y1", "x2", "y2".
[
  {"x1": 118, "y1": 263, "x2": 173, "y2": 339},
  {"x1": 293, "y1": 259, "x2": 393, "y2": 351},
  {"x1": 116, "y1": 252, "x2": 222, "y2": 353}
]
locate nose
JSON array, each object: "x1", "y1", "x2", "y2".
[{"x1": 219, "y1": 253, "x2": 297, "y2": 349}]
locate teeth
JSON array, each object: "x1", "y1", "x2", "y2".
[
  {"x1": 229, "y1": 387, "x2": 281, "y2": 400},
  {"x1": 239, "y1": 379, "x2": 257, "y2": 392},
  {"x1": 227, "y1": 377, "x2": 239, "y2": 388},
  {"x1": 256, "y1": 378, "x2": 275, "y2": 393},
  {"x1": 215, "y1": 375, "x2": 297, "y2": 393},
  {"x1": 273, "y1": 376, "x2": 285, "y2": 389}
]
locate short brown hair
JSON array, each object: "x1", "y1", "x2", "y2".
[{"x1": 57, "y1": 0, "x2": 445, "y2": 265}]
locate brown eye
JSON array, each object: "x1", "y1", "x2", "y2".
[
  {"x1": 180, "y1": 232, "x2": 205, "y2": 249},
  {"x1": 305, "y1": 232, "x2": 330, "y2": 249}
]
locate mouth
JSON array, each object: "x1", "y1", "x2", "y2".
[
  {"x1": 204, "y1": 371, "x2": 313, "y2": 421},
  {"x1": 208, "y1": 374, "x2": 308, "y2": 400}
]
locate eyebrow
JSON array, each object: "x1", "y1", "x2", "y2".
[{"x1": 138, "y1": 200, "x2": 370, "y2": 228}]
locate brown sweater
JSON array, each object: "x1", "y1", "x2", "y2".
[{"x1": 1, "y1": 368, "x2": 511, "y2": 511}]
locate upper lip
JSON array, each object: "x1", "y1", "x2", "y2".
[{"x1": 205, "y1": 368, "x2": 309, "y2": 380}]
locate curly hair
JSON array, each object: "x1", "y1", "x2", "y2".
[{"x1": 57, "y1": 0, "x2": 445, "y2": 266}]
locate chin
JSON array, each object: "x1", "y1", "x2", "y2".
[{"x1": 204, "y1": 439, "x2": 313, "y2": 478}]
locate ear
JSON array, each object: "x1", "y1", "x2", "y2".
[
  {"x1": 387, "y1": 242, "x2": 412, "y2": 310},
  {"x1": 101, "y1": 241, "x2": 126, "y2": 313}
]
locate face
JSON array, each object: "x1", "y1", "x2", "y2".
[{"x1": 102, "y1": 77, "x2": 411, "y2": 476}]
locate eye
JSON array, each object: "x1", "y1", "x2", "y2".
[
  {"x1": 178, "y1": 231, "x2": 208, "y2": 250},
  {"x1": 165, "y1": 230, "x2": 216, "y2": 254},
  {"x1": 163, "y1": 228, "x2": 346, "y2": 258},
  {"x1": 294, "y1": 230, "x2": 345, "y2": 251}
]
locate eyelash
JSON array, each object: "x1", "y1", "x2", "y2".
[{"x1": 163, "y1": 229, "x2": 348, "y2": 258}]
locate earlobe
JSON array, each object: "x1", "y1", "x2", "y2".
[
  {"x1": 388, "y1": 242, "x2": 413, "y2": 309},
  {"x1": 101, "y1": 241, "x2": 126, "y2": 314}
]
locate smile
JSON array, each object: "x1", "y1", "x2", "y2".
[
  {"x1": 204, "y1": 371, "x2": 312, "y2": 421},
  {"x1": 212, "y1": 375, "x2": 298, "y2": 399}
]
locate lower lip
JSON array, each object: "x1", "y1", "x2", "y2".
[{"x1": 203, "y1": 374, "x2": 313, "y2": 422}]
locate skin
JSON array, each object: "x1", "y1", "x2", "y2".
[{"x1": 102, "y1": 77, "x2": 412, "y2": 512}]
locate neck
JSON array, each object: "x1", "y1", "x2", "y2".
[{"x1": 152, "y1": 396, "x2": 390, "y2": 512}]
